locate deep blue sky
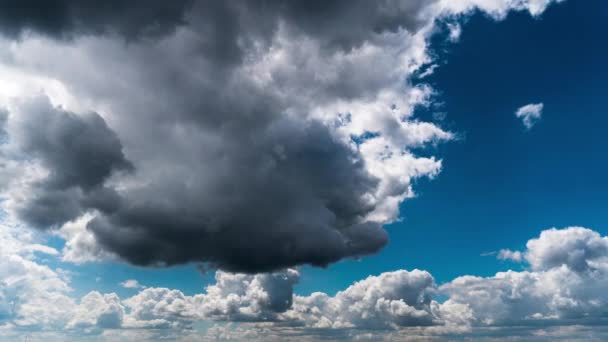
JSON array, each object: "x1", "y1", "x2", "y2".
[
  {"x1": 296, "y1": 0, "x2": 608, "y2": 295},
  {"x1": 54, "y1": 0, "x2": 608, "y2": 298}
]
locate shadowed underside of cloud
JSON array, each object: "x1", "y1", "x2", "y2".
[{"x1": 0, "y1": 1, "x2": 562, "y2": 273}]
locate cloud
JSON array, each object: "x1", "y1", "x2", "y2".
[
  {"x1": 281, "y1": 269, "x2": 470, "y2": 331},
  {"x1": 66, "y1": 292, "x2": 124, "y2": 332},
  {"x1": 3, "y1": 223, "x2": 608, "y2": 340},
  {"x1": 0, "y1": 0, "x2": 562, "y2": 276},
  {"x1": 54, "y1": 213, "x2": 114, "y2": 264},
  {"x1": 524, "y1": 226, "x2": 608, "y2": 272},
  {"x1": 443, "y1": 227, "x2": 608, "y2": 328},
  {"x1": 2, "y1": 95, "x2": 132, "y2": 230},
  {"x1": 120, "y1": 279, "x2": 144, "y2": 290},
  {"x1": 0, "y1": 218, "x2": 127, "y2": 336},
  {"x1": 0, "y1": 0, "x2": 193, "y2": 40},
  {"x1": 120, "y1": 268, "x2": 300, "y2": 331},
  {"x1": 203, "y1": 226, "x2": 608, "y2": 339},
  {"x1": 515, "y1": 102, "x2": 544, "y2": 129},
  {"x1": 0, "y1": 0, "x2": 455, "y2": 273}
]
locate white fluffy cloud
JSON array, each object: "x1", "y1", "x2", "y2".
[
  {"x1": 0, "y1": 219, "x2": 125, "y2": 337},
  {"x1": 281, "y1": 269, "x2": 460, "y2": 329},
  {"x1": 3, "y1": 223, "x2": 608, "y2": 340},
  {"x1": 443, "y1": 227, "x2": 608, "y2": 328},
  {"x1": 525, "y1": 226, "x2": 608, "y2": 272},
  {"x1": 515, "y1": 102, "x2": 544, "y2": 129}
]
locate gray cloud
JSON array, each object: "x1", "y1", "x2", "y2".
[
  {"x1": 0, "y1": 0, "x2": 193, "y2": 40},
  {"x1": 0, "y1": 0, "x2": 447, "y2": 273},
  {"x1": 6, "y1": 95, "x2": 131, "y2": 228},
  {"x1": 87, "y1": 119, "x2": 386, "y2": 272},
  {"x1": 0, "y1": 0, "x2": 559, "y2": 274}
]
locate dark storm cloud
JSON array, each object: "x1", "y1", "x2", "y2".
[
  {"x1": 88, "y1": 120, "x2": 386, "y2": 272},
  {"x1": 0, "y1": 0, "x2": 194, "y2": 39},
  {"x1": 9, "y1": 96, "x2": 131, "y2": 228},
  {"x1": 1, "y1": 0, "x2": 443, "y2": 272}
]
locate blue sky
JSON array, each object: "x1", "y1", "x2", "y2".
[
  {"x1": 300, "y1": 0, "x2": 608, "y2": 293},
  {"x1": 1, "y1": 0, "x2": 608, "y2": 340}
]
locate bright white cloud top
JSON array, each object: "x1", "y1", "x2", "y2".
[{"x1": 516, "y1": 102, "x2": 544, "y2": 129}]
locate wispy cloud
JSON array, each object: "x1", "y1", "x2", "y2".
[
  {"x1": 120, "y1": 279, "x2": 145, "y2": 289},
  {"x1": 515, "y1": 103, "x2": 544, "y2": 129}
]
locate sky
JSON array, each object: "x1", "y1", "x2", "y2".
[{"x1": 1, "y1": 0, "x2": 608, "y2": 341}]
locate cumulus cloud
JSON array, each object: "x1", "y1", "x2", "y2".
[
  {"x1": 0, "y1": 218, "x2": 126, "y2": 335},
  {"x1": 3, "y1": 224, "x2": 608, "y2": 340},
  {"x1": 66, "y1": 292, "x2": 124, "y2": 332},
  {"x1": 0, "y1": 0, "x2": 574, "y2": 339},
  {"x1": 0, "y1": 0, "x2": 564, "y2": 274},
  {"x1": 117, "y1": 268, "x2": 301, "y2": 333},
  {"x1": 525, "y1": 226, "x2": 608, "y2": 272},
  {"x1": 207, "y1": 227, "x2": 608, "y2": 340},
  {"x1": 515, "y1": 102, "x2": 544, "y2": 129},
  {"x1": 443, "y1": 227, "x2": 608, "y2": 328},
  {"x1": 0, "y1": 0, "x2": 453, "y2": 272},
  {"x1": 0, "y1": 0, "x2": 193, "y2": 40},
  {"x1": 1, "y1": 95, "x2": 132, "y2": 231}
]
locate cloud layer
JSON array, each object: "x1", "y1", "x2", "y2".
[{"x1": 3, "y1": 224, "x2": 607, "y2": 340}]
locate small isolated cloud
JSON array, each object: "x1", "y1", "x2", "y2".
[
  {"x1": 120, "y1": 279, "x2": 144, "y2": 289},
  {"x1": 497, "y1": 249, "x2": 523, "y2": 262},
  {"x1": 447, "y1": 23, "x2": 462, "y2": 42},
  {"x1": 515, "y1": 103, "x2": 544, "y2": 129}
]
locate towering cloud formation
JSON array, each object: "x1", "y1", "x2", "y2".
[{"x1": 0, "y1": 0, "x2": 562, "y2": 272}]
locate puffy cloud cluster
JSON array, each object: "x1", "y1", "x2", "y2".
[
  {"x1": 524, "y1": 226, "x2": 608, "y2": 271},
  {"x1": 203, "y1": 227, "x2": 608, "y2": 340},
  {"x1": 443, "y1": 227, "x2": 608, "y2": 327},
  {"x1": 0, "y1": 218, "x2": 302, "y2": 336},
  {"x1": 0, "y1": 218, "x2": 123, "y2": 335},
  {"x1": 122, "y1": 268, "x2": 300, "y2": 328},
  {"x1": 0, "y1": 0, "x2": 193, "y2": 40},
  {"x1": 3, "y1": 225, "x2": 608, "y2": 340},
  {"x1": 282, "y1": 269, "x2": 467, "y2": 330}
]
